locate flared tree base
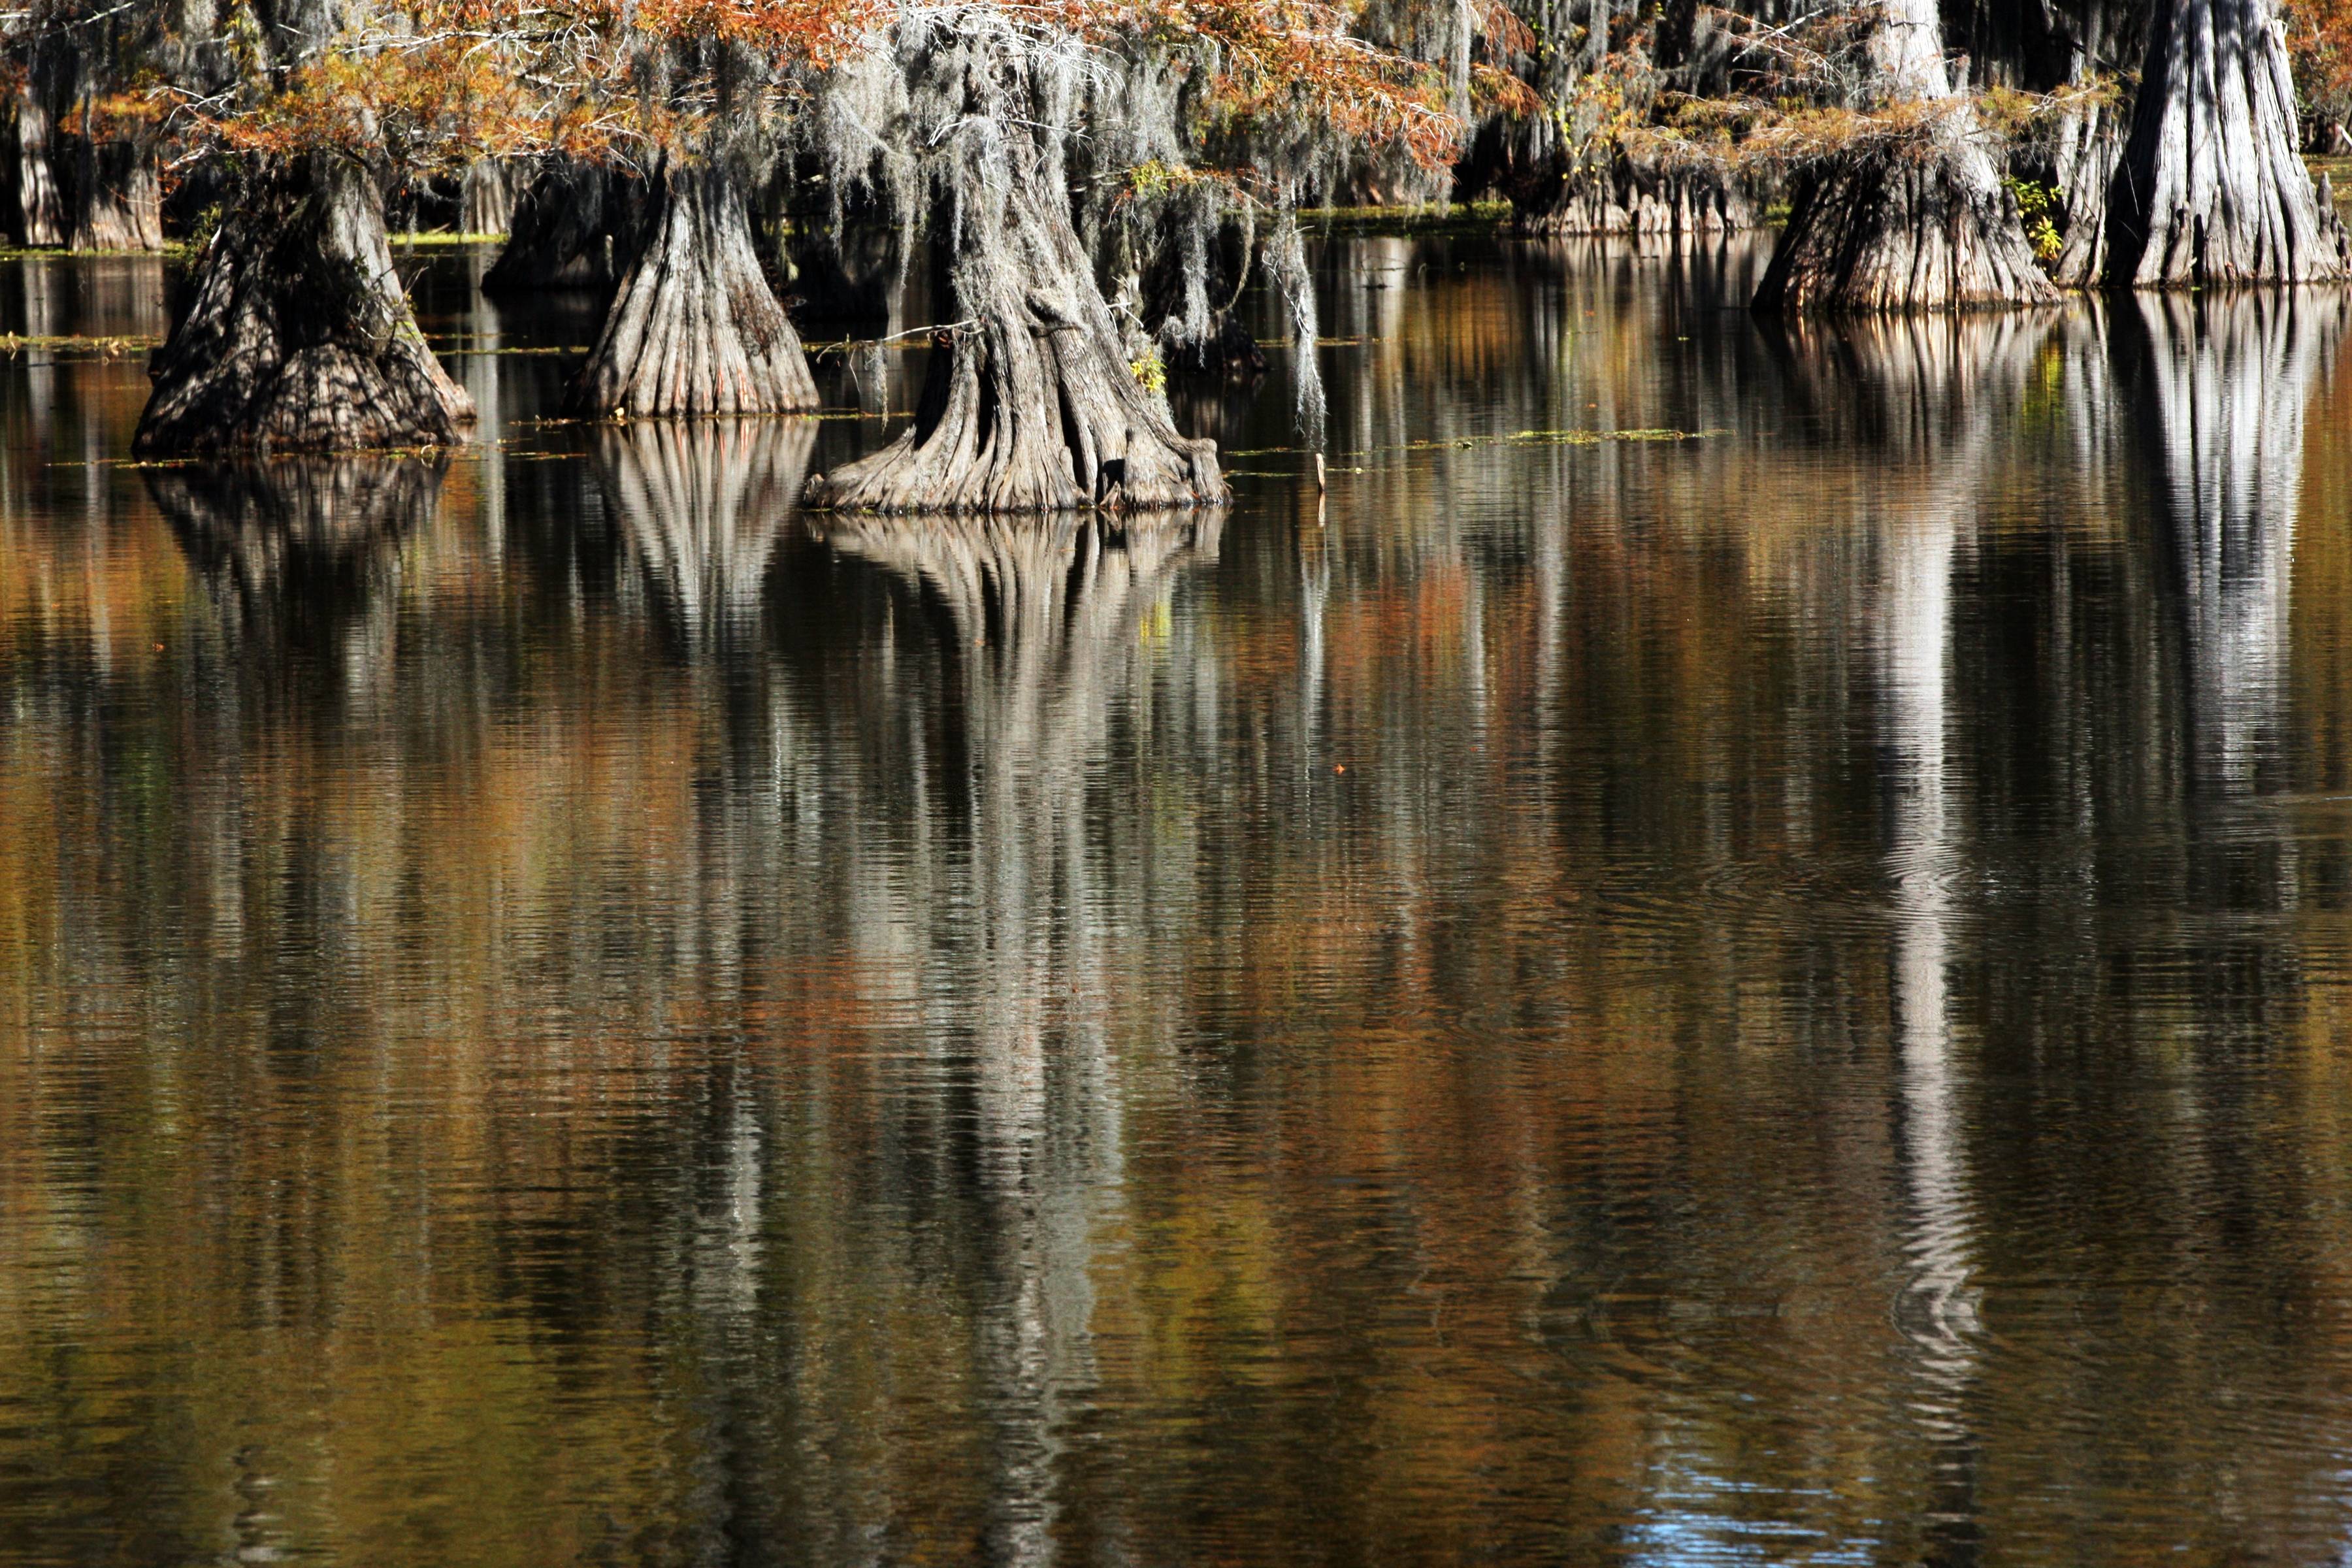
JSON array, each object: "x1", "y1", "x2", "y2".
[
  {"x1": 69, "y1": 142, "x2": 163, "y2": 252},
  {"x1": 133, "y1": 157, "x2": 474, "y2": 456},
  {"x1": 806, "y1": 163, "x2": 1226, "y2": 514},
  {"x1": 1515, "y1": 159, "x2": 1756, "y2": 239},
  {"x1": 566, "y1": 163, "x2": 818, "y2": 419},
  {"x1": 1756, "y1": 131, "x2": 2060, "y2": 312},
  {"x1": 2104, "y1": 0, "x2": 2349, "y2": 286}
]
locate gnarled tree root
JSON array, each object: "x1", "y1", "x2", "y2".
[
  {"x1": 133, "y1": 157, "x2": 474, "y2": 456},
  {"x1": 566, "y1": 161, "x2": 818, "y2": 419}
]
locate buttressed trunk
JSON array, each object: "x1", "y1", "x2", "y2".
[
  {"x1": 133, "y1": 155, "x2": 475, "y2": 455},
  {"x1": 1755, "y1": 0, "x2": 2057, "y2": 311},
  {"x1": 2103, "y1": 0, "x2": 2348, "y2": 286},
  {"x1": 460, "y1": 159, "x2": 517, "y2": 237},
  {"x1": 69, "y1": 135, "x2": 164, "y2": 252},
  {"x1": 12, "y1": 84, "x2": 63, "y2": 246},
  {"x1": 804, "y1": 133, "x2": 1227, "y2": 514},
  {"x1": 567, "y1": 160, "x2": 819, "y2": 418},
  {"x1": 483, "y1": 157, "x2": 629, "y2": 292}
]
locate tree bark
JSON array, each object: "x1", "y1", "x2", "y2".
[
  {"x1": 483, "y1": 157, "x2": 635, "y2": 293},
  {"x1": 69, "y1": 133, "x2": 163, "y2": 252},
  {"x1": 566, "y1": 160, "x2": 819, "y2": 418},
  {"x1": 2102, "y1": 0, "x2": 2349, "y2": 285},
  {"x1": 1757, "y1": 131, "x2": 2061, "y2": 310},
  {"x1": 133, "y1": 155, "x2": 476, "y2": 455},
  {"x1": 460, "y1": 159, "x2": 517, "y2": 237},
  {"x1": 1514, "y1": 154, "x2": 1755, "y2": 238},
  {"x1": 1756, "y1": 0, "x2": 2058, "y2": 311},
  {"x1": 11, "y1": 86, "x2": 63, "y2": 248},
  {"x1": 804, "y1": 141, "x2": 1227, "y2": 513}
]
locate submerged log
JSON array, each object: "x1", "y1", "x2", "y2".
[
  {"x1": 1756, "y1": 0, "x2": 2057, "y2": 312},
  {"x1": 2102, "y1": 0, "x2": 2349, "y2": 286},
  {"x1": 566, "y1": 159, "x2": 818, "y2": 418},
  {"x1": 133, "y1": 156, "x2": 475, "y2": 455},
  {"x1": 806, "y1": 141, "x2": 1226, "y2": 512}
]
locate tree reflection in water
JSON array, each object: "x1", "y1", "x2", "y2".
[
  {"x1": 820, "y1": 510, "x2": 1221, "y2": 1565},
  {"x1": 10, "y1": 241, "x2": 2352, "y2": 1564},
  {"x1": 595, "y1": 419, "x2": 815, "y2": 651},
  {"x1": 2132, "y1": 291, "x2": 2348, "y2": 795}
]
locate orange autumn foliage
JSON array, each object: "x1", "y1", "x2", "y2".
[{"x1": 149, "y1": 0, "x2": 1459, "y2": 178}]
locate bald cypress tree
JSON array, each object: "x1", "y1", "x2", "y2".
[
  {"x1": 2102, "y1": 0, "x2": 2349, "y2": 285},
  {"x1": 133, "y1": 0, "x2": 473, "y2": 453},
  {"x1": 1755, "y1": 0, "x2": 2057, "y2": 310}
]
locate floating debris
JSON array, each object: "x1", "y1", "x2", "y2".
[{"x1": 0, "y1": 333, "x2": 158, "y2": 359}]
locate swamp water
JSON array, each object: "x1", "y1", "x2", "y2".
[{"x1": 4, "y1": 238, "x2": 2352, "y2": 1564}]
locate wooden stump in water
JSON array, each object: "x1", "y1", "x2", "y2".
[
  {"x1": 566, "y1": 161, "x2": 819, "y2": 419},
  {"x1": 804, "y1": 144, "x2": 1226, "y2": 514},
  {"x1": 2103, "y1": 0, "x2": 2349, "y2": 286},
  {"x1": 133, "y1": 157, "x2": 475, "y2": 456}
]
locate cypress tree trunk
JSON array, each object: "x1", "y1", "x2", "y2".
[
  {"x1": 11, "y1": 84, "x2": 63, "y2": 247},
  {"x1": 483, "y1": 157, "x2": 634, "y2": 293},
  {"x1": 2102, "y1": 0, "x2": 2348, "y2": 286},
  {"x1": 69, "y1": 134, "x2": 163, "y2": 252},
  {"x1": 804, "y1": 135, "x2": 1226, "y2": 513},
  {"x1": 133, "y1": 155, "x2": 475, "y2": 455},
  {"x1": 1514, "y1": 155, "x2": 1755, "y2": 238},
  {"x1": 1756, "y1": 0, "x2": 2057, "y2": 310},
  {"x1": 459, "y1": 159, "x2": 517, "y2": 237},
  {"x1": 566, "y1": 160, "x2": 818, "y2": 418}
]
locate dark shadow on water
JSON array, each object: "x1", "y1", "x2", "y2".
[{"x1": 149, "y1": 454, "x2": 446, "y2": 653}]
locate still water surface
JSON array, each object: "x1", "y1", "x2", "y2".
[{"x1": 5, "y1": 238, "x2": 2352, "y2": 1565}]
